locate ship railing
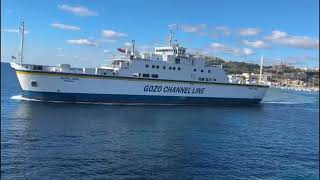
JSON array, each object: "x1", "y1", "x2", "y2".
[
  {"x1": 205, "y1": 64, "x2": 223, "y2": 68},
  {"x1": 112, "y1": 55, "x2": 130, "y2": 61}
]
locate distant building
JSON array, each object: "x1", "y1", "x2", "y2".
[
  {"x1": 272, "y1": 63, "x2": 295, "y2": 73},
  {"x1": 228, "y1": 74, "x2": 245, "y2": 84}
]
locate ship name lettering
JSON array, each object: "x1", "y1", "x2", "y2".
[{"x1": 144, "y1": 85, "x2": 205, "y2": 94}]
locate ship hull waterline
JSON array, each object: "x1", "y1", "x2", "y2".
[{"x1": 14, "y1": 69, "x2": 269, "y2": 105}]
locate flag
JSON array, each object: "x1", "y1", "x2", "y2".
[{"x1": 117, "y1": 48, "x2": 126, "y2": 53}]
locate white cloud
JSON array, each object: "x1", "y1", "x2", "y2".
[
  {"x1": 215, "y1": 26, "x2": 231, "y2": 36},
  {"x1": 285, "y1": 55, "x2": 319, "y2": 64},
  {"x1": 265, "y1": 30, "x2": 319, "y2": 49},
  {"x1": 180, "y1": 24, "x2": 207, "y2": 33},
  {"x1": 1, "y1": 28, "x2": 30, "y2": 34},
  {"x1": 56, "y1": 54, "x2": 65, "y2": 57},
  {"x1": 241, "y1": 40, "x2": 270, "y2": 48},
  {"x1": 67, "y1": 39, "x2": 99, "y2": 47},
  {"x1": 98, "y1": 39, "x2": 117, "y2": 43},
  {"x1": 239, "y1": 28, "x2": 261, "y2": 36},
  {"x1": 103, "y1": 49, "x2": 110, "y2": 53},
  {"x1": 209, "y1": 43, "x2": 255, "y2": 56},
  {"x1": 138, "y1": 45, "x2": 153, "y2": 52},
  {"x1": 124, "y1": 42, "x2": 132, "y2": 47},
  {"x1": 101, "y1": 30, "x2": 127, "y2": 38},
  {"x1": 50, "y1": 22, "x2": 80, "y2": 31},
  {"x1": 58, "y1": 4, "x2": 97, "y2": 16}
]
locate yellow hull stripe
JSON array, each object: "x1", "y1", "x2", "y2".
[{"x1": 15, "y1": 70, "x2": 268, "y2": 88}]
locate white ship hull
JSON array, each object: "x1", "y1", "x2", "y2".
[{"x1": 12, "y1": 65, "x2": 269, "y2": 105}]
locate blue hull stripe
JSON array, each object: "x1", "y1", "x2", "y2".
[{"x1": 22, "y1": 91, "x2": 262, "y2": 105}]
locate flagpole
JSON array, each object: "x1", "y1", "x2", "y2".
[
  {"x1": 259, "y1": 55, "x2": 264, "y2": 84},
  {"x1": 19, "y1": 21, "x2": 25, "y2": 65}
]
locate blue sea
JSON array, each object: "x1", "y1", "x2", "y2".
[{"x1": 1, "y1": 62, "x2": 319, "y2": 179}]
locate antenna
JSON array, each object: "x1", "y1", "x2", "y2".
[
  {"x1": 131, "y1": 40, "x2": 135, "y2": 56},
  {"x1": 259, "y1": 55, "x2": 264, "y2": 84},
  {"x1": 19, "y1": 21, "x2": 25, "y2": 65},
  {"x1": 168, "y1": 24, "x2": 177, "y2": 46}
]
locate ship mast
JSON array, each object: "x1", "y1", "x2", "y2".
[
  {"x1": 19, "y1": 21, "x2": 25, "y2": 65},
  {"x1": 168, "y1": 24, "x2": 177, "y2": 47},
  {"x1": 259, "y1": 55, "x2": 264, "y2": 84}
]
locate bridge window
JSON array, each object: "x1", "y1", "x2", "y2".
[
  {"x1": 208, "y1": 70, "x2": 211, "y2": 73},
  {"x1": 163, "y1": 66, "x2": 166, "y2": 69},
  {"x1": 156, "y1": 65, "x2": 159, "y2": 69},
  {"x1": 201, "y1": 69, "x2": 204, "y2": 72},
  {"x1": 178, "y1": 67, "x2": 181, "y2": 70},
  {"x1": 152, "y1": 65, "x2": 155, "y2": 68},
  {"x1": 169, "y1": 67, "x2": 172, "y2": 70},
  {"x1": 194, "y1": 69, "x2": 197, "y2": 72},
  {"x1": 173, "y1": 67, "x2": 176, "y2": 70},
  {"x1": 143, "y1": 74, "x2": 150, "y2": 77},
  {"x1": 145, "y1": 64, "x2": 149, "y2": 68},
  {"x1": 151, "y1": 74, "x2": 159, "y2": 78}
]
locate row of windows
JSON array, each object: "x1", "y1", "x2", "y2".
[
  {"x1": 198, "y1": 77, "x2": 216, "y2": 82},
  {"x1": 145, "y1": 64, "x2": 181, "y2": 71},
  {"x1": 145, "y1": 64, "x2": 212, "y2": 74},
  {"x1": 140, "y1": 73, "x2": 158, "y2": 78},
  {"x1": 194, "y1": 69, "x2": 211, "y2": 73}
]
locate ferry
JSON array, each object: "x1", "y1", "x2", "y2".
[{"x1": 11, "y1": 22, "x2": 269, "y2": 105}]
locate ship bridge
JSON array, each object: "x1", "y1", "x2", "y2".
[{"x1": 154, "y1": 45, "x2": 186, "y2": 56}]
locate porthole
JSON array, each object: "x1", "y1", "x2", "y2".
[{"x1": 31, "y1": 80, "x2": 38, "y2": 87}]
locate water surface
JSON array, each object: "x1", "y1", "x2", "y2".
[{"x1": 1, "y1": 63, "x2": 319, "y2": 179}]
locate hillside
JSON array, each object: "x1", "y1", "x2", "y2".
[{"x1": 205, "y1": 56, "x2": 261, "y2": 74}]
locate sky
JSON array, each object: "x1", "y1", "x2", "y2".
[{"x1": 1, "y1": 0, "x2": 319, "y2": 68}]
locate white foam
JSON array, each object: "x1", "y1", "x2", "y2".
[
  {"x1": 262, "y1": 101, "x2": 309, "y2": 105},
  {"x1": 11, "y1": 95, "x2": 42, "y2": 102},
  {"x1": 10, "y1": 95, "x2": 183, "y2": 106}
]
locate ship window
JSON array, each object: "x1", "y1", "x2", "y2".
[
  {"x1": 151, "y1": 74, "x2": 158, "y2": 78},
  {"x1": 152, "y1": 65, "x2": 155, "y2": 68},
  {"x1": 201, "y1": 69, "x2": 204, "y2": 72},
  {"x1": 194, "y1": 69, "x2": 197, "y2": 72},
  {"x1": 143, "y1": 74, "x2": 150, "y2": 77},
  {"x1": 208, "y1": 70, "x2": 211, "y2": 73},
  {"x1": 175, "y1": 58, "x2": 180, "y2": 64},
  {"x1": 178, "y1": 67, "x2": 181, "y2": 70},
  {"x1": 138, "y1": 73, "x2": 141, "y2": 77},
  {"x1": 198, "y1": 77, "x2": 205, "y2": 81},
  {"x1": 169, "y1": 67, "x2": 172, "y2": 70},
  {"x1": 31, "y1": 80, "x2": 38, "y2": 87},
  {"x1": 145, "y1": 64, "x2": 149, "y2": 68},
  {"x1": 156, "y1": 65, "x2": 159, "y2": 69},
  {"x1": 163, "y1": 66, "x2": 166, "y2": 69},
  {"x1": 213, "y1": 79, "x2": 216, "y2": 81},
  {"x1": 103, "y1": 72, "x2": 106, "y2": 75},
  {"x1": 173, "y1": 67, "x2": 176, "y2": 70}
]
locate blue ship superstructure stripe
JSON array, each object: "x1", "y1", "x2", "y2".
[{"x1": 22, "y1": 90, "x2": 262, "y2": 105}]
